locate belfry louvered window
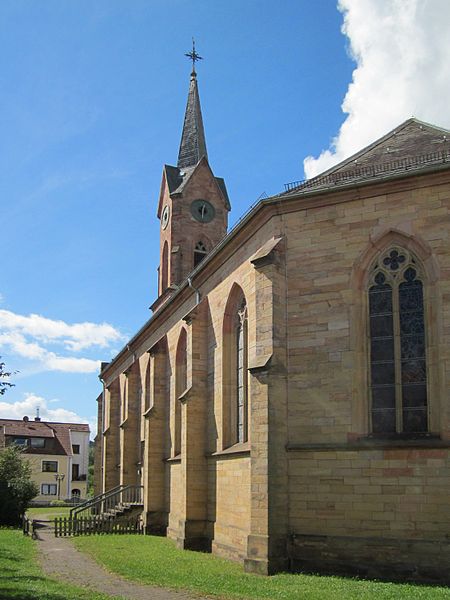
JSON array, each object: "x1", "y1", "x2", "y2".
[
  {"x1": 194, "y1": 241, "x2": 208, "y2": 267},
  {"x1": 368, "y1": 248, "x2": 428, "y2": 434}
]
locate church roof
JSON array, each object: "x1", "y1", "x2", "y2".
[
  {"x1": 177, "y1": 72, "x2": 208, "y2": 169},
  {"x1": 283, "y1": 118, "x2": 450, "y2": 195},
  {"x1": 164, "y1": 164, "x2": 196, "y2": 195},
  {"x1": 101, "y1": 117, "x2": 450, "y2": 384},
  {"x1": 161, "y1": 160, "x2": 231, "y2": 210}
]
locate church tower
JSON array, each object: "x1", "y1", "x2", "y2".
[{"x1": 153, "y1": 43, "x2": 230, "y2": 311}]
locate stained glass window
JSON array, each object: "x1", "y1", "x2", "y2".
[
  {"x1": 368, "y1": 249, "x2": 428, "y2": 433},
  {"x1": 236, "y1": 300, "x2": 248, "y2": 443},
  {"x1": 175, "y1": 328, "x2": 187, "y2": 456}
]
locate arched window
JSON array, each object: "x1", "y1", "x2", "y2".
[
  {"x1": 194, "y1": 241, "x2": 208, "y2": 267},
  {"x1": 368, "y1": 248, "x2": 427, "y2": 434},
  {"x1": 160, "y1": 241, "x2": 168, "y2": 293},
  {"x1": 236, "y1": 299, "x2": 248, "y2": 443},
  {"x1": 223, "y1": 284, "x2": 249, "y2": 447},
  {"x1": 120, "y1": 377, "x2": 128, "y2": 423},
  {"x1": 144, "y1": 358, "x2": 151, "y2": 412},
  {"x1": 174, "y1": 328, "x2": 187, "y2": 455}
]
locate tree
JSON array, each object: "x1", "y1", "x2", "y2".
[
  {"x1": 0, "y1": 357, "x2": 15, "y2": 395},
  {"x1": 0, "y1": 446, "x2": 38, "y2": 525}
]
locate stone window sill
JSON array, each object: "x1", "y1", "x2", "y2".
[
  {"x1": 166, "y1": 454, "x2": 181, "y2": 463},
  {"x1": 287, "y1": 434, "x2": 450, "y2": 452},
  {"x1": 209, "y1": 442, "x2": 250, "y2": 458},
  {"x1": 143, "y1": 406, "x2": 153, "y2": 418},
  {"x1": 178, "y1": 386, "x2": 192, "y2": 403}
]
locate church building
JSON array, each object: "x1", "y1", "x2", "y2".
[{"x1": 95, "y1": 56, "x2": 450, "y2": 582}]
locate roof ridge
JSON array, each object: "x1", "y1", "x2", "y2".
[
  {"x1": 407, "y1": 117, "x2": 450, "y2": 135},
  {"x1": 308, "y1": 118, "x2": 450, "y2": 183}
]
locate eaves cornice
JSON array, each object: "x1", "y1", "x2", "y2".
[{"x1": 100, "y1": 163, "x2": 450, "y2": 384}]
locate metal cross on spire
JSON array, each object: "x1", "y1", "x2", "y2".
[{"x1": 185, "y1": 38, "x2": 203, "y2": 75}]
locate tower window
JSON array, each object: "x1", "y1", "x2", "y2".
[
  {"x1": 368, "y1": 248, "x2": 428, "y2": 434},
  {"x1": 194, "y1": 241, "x2": 208, "y2": 267},
  {"x1": 160, "y1": 241, "x2": 169, "y2": 293}
]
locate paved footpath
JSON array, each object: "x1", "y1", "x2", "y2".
[{"x1": 36, "y1": 526, "x2": 210, "y2": 600}]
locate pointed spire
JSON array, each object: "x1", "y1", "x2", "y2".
[{"x1": 177, "y1": 41, "x2": 208, "y2": 169}]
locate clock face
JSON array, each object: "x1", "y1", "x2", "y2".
[
  {"x1": 190, "y1": 199, "x2": 215, "y2": 223},
  {"x1": 161, "y1": 205, "x2": 170, "y2": 229}
]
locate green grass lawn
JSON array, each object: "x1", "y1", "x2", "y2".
[
  {"x1": 26, "y1": 506, "x2": 72, "y2": 519},
  {"x1": 0, "y1": 528, "x2": 119, "y2": 600},
  {"x1": 74, "y1": 534, "x2": 450, "y2": 600}
]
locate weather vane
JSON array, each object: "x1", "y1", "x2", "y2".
[{"x1": 185, "y1": 38, "x2": 203, "y2": 74}]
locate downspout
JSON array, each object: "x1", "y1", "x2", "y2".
[
  {"x1": 126, "y1": 344, "x2": 137, "y2": 362},
  {"x1": 188, "y1": 277, "x2": 201, "y2": 305}
]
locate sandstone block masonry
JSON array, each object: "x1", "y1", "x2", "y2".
[{"x1": 95, "y1": 116, "x2": 450, "y2": 582}]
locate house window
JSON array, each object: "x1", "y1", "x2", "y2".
[
  {"x1": 369, "y1": 248, "x2": 427, "y2": 434},
  {"x1": 42, "y1": 460, "x2": 58, "y2": 473},
  {"x1": 72, "y1": 463, "x2": 80, "y2": 480},
  {"x1": 12, "y1": 437, "x2": 27, "y2": 446},
  {"x1": 30, "y1": 438, "x2": 45, "y2": 448},
  {"x1": 41, "y1": 483, "x2": 57, "y2": 495},
  {"x1": 72, "y1": 444, "x2": 80, "y2": 454},
  {"x1": 194, "y1": 241, "x2": 208, "y2": 267}
]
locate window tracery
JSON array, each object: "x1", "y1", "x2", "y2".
[
  {"x1": 222, "y1": 285, "x2": 249, "y2": 448},
  {"x1": 368, "y1": 247, "x2": 427, "y2": 434},
  {"x1": 236, "y1": 299, "x2": 248, "y2": 444},
  {"x1": 194, "y1": 241, "x2": 208, "y2": 267}
]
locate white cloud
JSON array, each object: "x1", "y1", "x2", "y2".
[
  {"x1": 0, "y1": 307, "x2": 124, "y2": 374},
  {"x1": 0, "y1": 309, "x2": 123, "y2": 351},
  {"x1": 44, "y1": 355, "x2": 99, "y2": 373},
  {"x1": 0, "y1": 332, "x2": 46, "y2": 361},
  {"x1": 0, "y1": 393, "x2": 97, "y2": 438},
  {"x1": 304, "y1": 0, "x2": 450, "y2": 178},
  {"x1": 0, "y1": 331, "x2": 99, "y2": 373}
]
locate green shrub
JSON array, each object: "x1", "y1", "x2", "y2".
[
  {"x1": 50, "y1": 499, "x2": 68, "y2": 507},
  {"x1": 0, "y1": 445, "x2": 38, "y2": 525}
]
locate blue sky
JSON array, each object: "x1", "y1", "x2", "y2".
[{"x1": 1, "y1": 0, "x2": 449, "y2": 434}]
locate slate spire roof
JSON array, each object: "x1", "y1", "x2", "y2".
[{"x1": 177, "y1": 71, "x2": 208, "y2": 169}]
